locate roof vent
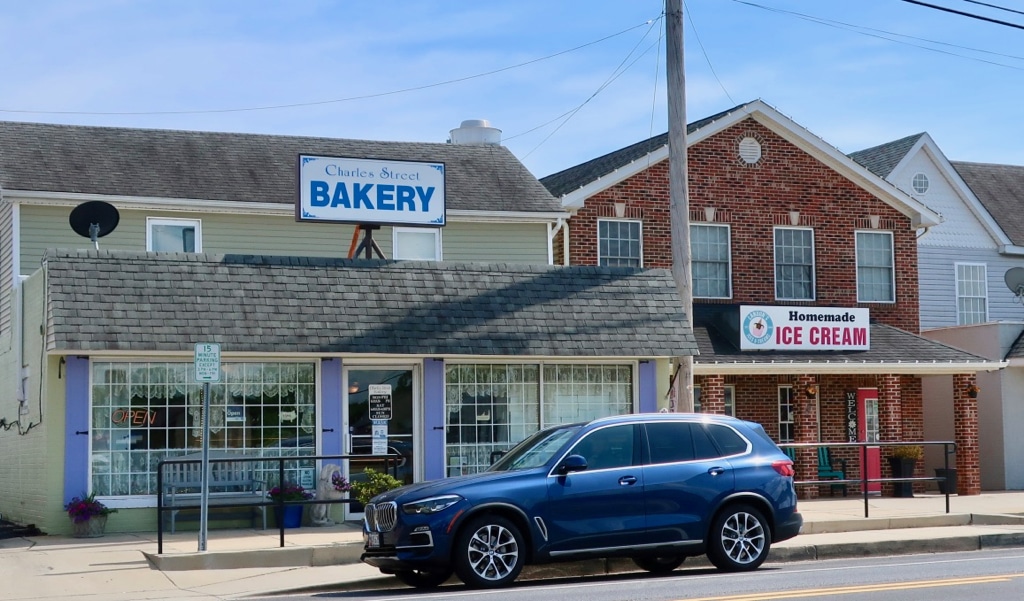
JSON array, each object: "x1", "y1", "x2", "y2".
[{"x1": 449, "y1": 119, "x2": 502, "y2": 146}]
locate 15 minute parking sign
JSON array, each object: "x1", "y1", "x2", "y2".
[{"x1": 194, "y1": 343, "x2": 221, "y2": 382}]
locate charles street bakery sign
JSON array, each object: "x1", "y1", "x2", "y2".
[
  {"x1": 740, "y1": 305, "x2": 870, "y2": 351},
  {"x1": 297, "y1": 154, "x2": 446, "y2": 227}
]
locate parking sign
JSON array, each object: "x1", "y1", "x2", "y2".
[{"x1": 194, "y1": 343, "x2": 221, "y2": 382}]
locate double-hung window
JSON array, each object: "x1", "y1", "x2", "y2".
[
  {"x1": 691, "y1": 224, "x2": 732, "y2": 298},
  {"x1": 598, "y1": 219, "x2": 642, "y2": 267},
  {"x1": 955, "y1": 263, "x2": 988, "y2": 324},
  {"x1": 774, "y1": 227, "x2": 815, "y2": 300},
  {"x1": 856, "y1": 231, "x2": 895, "y2": 302},
  {"x1": 148, "y1": 218, "x2": 200, "y2": 253},
  {"x1": 393, "y1": 227, "x2": 441, "y2": 261}
]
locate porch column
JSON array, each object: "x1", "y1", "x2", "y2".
[
  {"x1": 794, "y1": 375, "x2": 819, "y2": 499},
  {"x1": 699, "y1": 374, "x2": 726, "y2": 414},
  {"x1": 953, "y1": 373, "x2": 981, "y2": 495},
  {"x1": 878, "y1": 374, "x2": 902, "y2": 441}
]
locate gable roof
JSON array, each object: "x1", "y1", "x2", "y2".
[
  {"x1": 540, "y1": 100, "x2": 941, "y2": 228},
  {"x1": 847, "y1": 133, "x2": 925, "y2": 179},
  {"x1": 42, "y1": 249, "x2": 696, "y2": 358},
  {"x1": 951, "y1": 161, "x2": 1024, "y2": 247},
  {"x1": 0, "y1": 121, "x2": 564, "y2": 214},
  {"x1": 539, "y1": 103, "x2": 742, "y2": 198}
]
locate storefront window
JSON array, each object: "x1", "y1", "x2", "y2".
[
  {"x1": 444, "y1": 363, "x2": 633, "y2": 476},
  {"x1": 90, "y1": 361, "x2": 317, "y2": 497}
]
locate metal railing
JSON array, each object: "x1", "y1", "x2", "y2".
[
  {"x1": 778, "y1": 441, "x2": 957, "y2": 518},
  {"x1": 156, "y1": 452, "x2": 400, "y2": 554}
]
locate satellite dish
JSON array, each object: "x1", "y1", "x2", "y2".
[
  {"x1": 1004, "y1": 267, "x2": 1024, "y2": 303},
  {"x1": 69, "y1": 201, "x2": 120, "y2": 249}
]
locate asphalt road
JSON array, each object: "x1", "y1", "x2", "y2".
[{"x1": 255, "y1": 548, "x2": 1024, "y2": 600}]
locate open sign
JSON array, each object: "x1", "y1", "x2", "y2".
[{"x1": 111, "y1": 408, "x2": 157, "y2": 426}]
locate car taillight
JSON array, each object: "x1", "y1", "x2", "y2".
[{"x1": 772, "y1": 459, "x2": 795, "y2": 477}]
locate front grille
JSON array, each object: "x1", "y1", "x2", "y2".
[{"x1": 364, "y1": 501, "x2": 398, "y2": 532}]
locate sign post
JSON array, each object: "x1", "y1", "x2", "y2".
[{"x1": 194, "y1": 343, "x2": 221, "y2": 552}]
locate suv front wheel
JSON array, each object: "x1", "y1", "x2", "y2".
[
  {"x1": 706, "y1": 504, "x2": 771, "y2": 571},
  {"x1": 453, "y1": 515, "x2": 525, "y2": 588}
]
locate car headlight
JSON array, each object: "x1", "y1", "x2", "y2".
[{"x1": 402, "y1": 494, "x2": 462, "y2": 515}]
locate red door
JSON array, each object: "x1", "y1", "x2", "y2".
[{"x1": 857, "y1": 388, "x2": 881, "y2": 494}]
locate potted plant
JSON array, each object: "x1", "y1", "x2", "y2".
[
  {"x1": 966, "y1": 383, "x2": 980, "y2": 398},
  {"x1": 267, "y1": 483, "x2": 313, "y2": 528},
  {"x1": 350, "y1": 468, "x2": 404, "y2": 506},
  {"x1": 889, "y1": 445, "x2": 923, "y2": 497},
  {"x1": 65, "y1": 492, "x2": 117, "y2": 538}
]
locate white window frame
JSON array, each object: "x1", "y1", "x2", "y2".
[
  {"x1": 773, "y1": 226, "x2": 815, "y2": 301},
  {"x1": 691, "y1": 223, "x2": 732, "y2": 299},
  {"x1": 855, "y1": 230, "x2": 896, "y2": 303},
  {"x1": 147, "y1": 217, "x2": 202, "y2": 252},
  {"x1": 955, "y1": 262, "x2": 988, "y2": 325},
  {"x1": 778, "y1": 386, "x2": 795, "y2": 443},
  {"x1": 393, "y1": 227, "x2": 442, "y2": 261},
  {"x1": 597, "y1": 219, "x2": 643, "y2": 267}
]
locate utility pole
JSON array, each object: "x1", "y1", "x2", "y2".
[{"x1": 666, "y1": 0, "x2": 694, "y2": 412}]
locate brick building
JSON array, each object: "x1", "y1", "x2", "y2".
[{"x1": 542, "y1": 100, "x2": 1002, "y2": 497}]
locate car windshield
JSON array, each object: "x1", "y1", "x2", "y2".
[{"x1": 487, "y1": 425, "x2": 582, "y2": 472}]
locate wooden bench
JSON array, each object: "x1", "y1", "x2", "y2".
[{"x1": 161, "y1": 452, "x2": 267, "y2": 533}]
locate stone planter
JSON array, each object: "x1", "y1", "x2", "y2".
[{"x1": 71, "y1": 515, "x2": 107, "y2": 538}]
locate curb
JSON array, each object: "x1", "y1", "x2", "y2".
[{"x1": 149, "y1": 512, "x2": 1024, "y2": 572}]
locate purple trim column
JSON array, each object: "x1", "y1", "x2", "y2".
[
  {"x1": 638, "y1": 360, "x2": 657, "y2": 414},
  {"x1": 63, "y1": 356, "x2": 90, "y2": 502},
  {"x1": 423, "y1": 359, "x2": 445, "y2": 481},
  {"x1": 321, "y1": 359, "x2": 342, "y2": 456}
]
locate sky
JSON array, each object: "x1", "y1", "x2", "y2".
[{"x1": 3, "y1": 0, "x2": 1024, "y2": 179}]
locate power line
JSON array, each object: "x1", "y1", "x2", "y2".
[
  {"x1": 0, "y1": 20, "x2": 658, "y2": 117},
  {"x1": 900, "y1": 0, "x2": 1024, "y2": 30},
  {"x1": 730, "y1": 0, "x2": 1024, "y2": 69},
  {"x1": 961, "y1": 0, "x2": 1024, "y2": 18}
]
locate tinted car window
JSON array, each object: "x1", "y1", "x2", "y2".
[
  {"x1": 571, "y1": 424, "x2": 636, "y2": 470},
  {"x1": 707, "y1": 424, "x2": 749, "y2": 456},
  {"x1": 645, "y1": 422, "x2": 694, "y2": 464},
  {"x1": 692, "y1": 423, "x2": 721, "y2": 460}
]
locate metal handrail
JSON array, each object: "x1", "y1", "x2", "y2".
[
  {"x1": 156, "y1": 452, "x2": 399, "y2": 554},
  {"x1": 778, "y1": 441, "x2": 957, "y2": 518}
]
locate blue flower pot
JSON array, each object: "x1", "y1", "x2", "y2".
[{"x1": 274, "y1": 504, "x2": 303, "y2": 528}]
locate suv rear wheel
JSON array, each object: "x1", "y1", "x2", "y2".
[
  {"x1": 707, "y1": 504, "x2": 771, "y2": 571},
  {"x1": 453, "y1": 515, "x2": 524, "y2": 588}
]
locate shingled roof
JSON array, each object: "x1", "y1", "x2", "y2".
[
  {"x1": 539, "y1": 103, "x2": 748, "y2": 198},
  {"x1": 42, "y1": 249, "x2": 696, "y2": 357},
  {"x1": 0, "y1": 121, "x2": 564, "y2": 214},
  {"x1": 951, "y1": 160, "x2": 1024, "y2": 247},
  {"x1": 847, "y1": 133, "x2": 925, "y2": 178}
]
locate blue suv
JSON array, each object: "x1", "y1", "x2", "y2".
[{"x1": 360, "y1": 413, "x2": 802, "y2": 589}]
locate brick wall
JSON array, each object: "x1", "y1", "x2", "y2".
[{"x1": 566, "y1": 118, "x2": 921, "y2": 332}]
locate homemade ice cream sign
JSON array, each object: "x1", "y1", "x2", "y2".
[
  {"x1": 297, "y1": 155, "x2": 446, "y2": 226},
  {"x1": 740, "y1": 305, "x2": 870, "y2": 351}
]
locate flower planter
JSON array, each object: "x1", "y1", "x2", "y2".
[
  {"x1": 71, "y1": 515, "x2": 107, "y2": 538},
  {"x1": 888, "y1": 457, "x2": 917, "y2": 497},
  {"x1": 935, "y1": 468, "x2": 958, "y2": 494},
  {"x1": 273, "y1": 504, "x2": 304, "y2": 528}
]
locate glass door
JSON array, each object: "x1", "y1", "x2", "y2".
[{"x1": 344, "y1": 367, "x2": 417, "y2": 511}]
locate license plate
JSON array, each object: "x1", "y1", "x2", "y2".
[{"x1": 367, "y1": 532, "x2": 380, "y2": 548}]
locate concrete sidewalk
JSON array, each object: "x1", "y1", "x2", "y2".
[{"x1": 3, "y1": 492, "x2": 1024, "y2": 600}]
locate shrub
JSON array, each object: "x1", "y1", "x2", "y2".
[
  {"x1": 350, "y1": 468, "x2": 404, "y2": 505},
  {"x1": 891, "y1": 445, "x2": 923, "y2": 460}
]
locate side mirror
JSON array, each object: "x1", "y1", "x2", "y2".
[
  {"x1": 557, "y1": 454, "x2": 588, "y2": 475},
  {"x1": 489, "y1": 450, "x2": 507, "y2": 465}
]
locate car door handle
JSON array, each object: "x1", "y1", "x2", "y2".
[
  {"x1": 619, "y1": 476, "x2": 638, "y2": 486},
  {"x1": 708, "y1": 467, "x2": 726, "y2": 476}
]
